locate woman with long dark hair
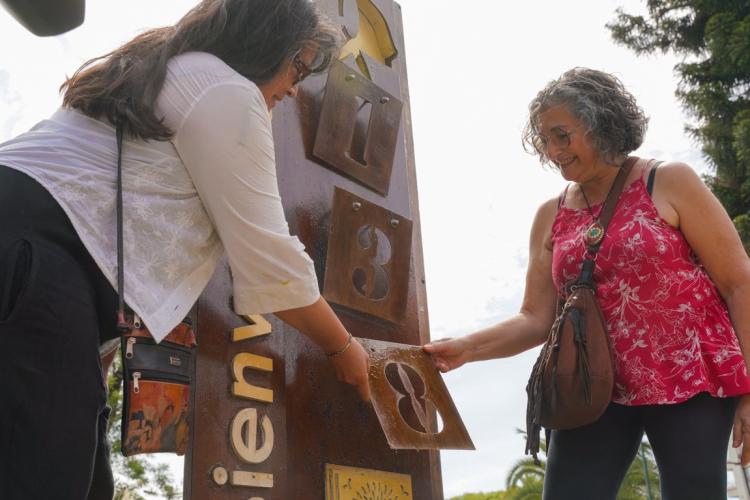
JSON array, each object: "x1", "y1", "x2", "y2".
[{"x1": 0, "y1": 1, "x2": 370, "y2": 498}]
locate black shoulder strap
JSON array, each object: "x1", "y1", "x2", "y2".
[
  {"x1": 646, "y1": 160, "x2": 663, "y2": 196},
  {"x1": 115, "y1": 122, "x2": 130, "y2": 332},
  {"x1": 574, "y1": 157, "x2": 635, "y2": 287},
  {"x1": 588, "y1": 157, "x2": 636, "y2": 254}
]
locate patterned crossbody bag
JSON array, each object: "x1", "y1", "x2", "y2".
[{"x1": 114, "y1": 122, "x2": 197, "y2": 456}]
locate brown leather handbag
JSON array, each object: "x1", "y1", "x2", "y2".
[{"x1": 525, "y1": 158, "x2": 635, "y2": 463}]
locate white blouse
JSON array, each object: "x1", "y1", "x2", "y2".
[{"x1": 0, "y1": 51, "x2": 320, "y2": 342}]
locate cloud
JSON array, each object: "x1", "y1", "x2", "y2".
[{"x1": 0, "y1": 69, "x2": 23, "y2": 141}]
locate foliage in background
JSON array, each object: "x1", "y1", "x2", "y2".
[
  {"x1": 449, "y1": 493, "x2": 510, "y2": 500},
  {"x1": 617, "y1": 441, "x2": 661, "y2": 500},
  {"x1": 502, "y1": 430, "x2": 546, "y2": 500},
  {"x1": 107, "y1": 353, "x2": 180, "y2": 500},
  {"x1": 608, "y1": 0, "x2": 750, "y2": 250},
  {"x1": 452, "y1": 431, "x2": 660, "y2": 499}
]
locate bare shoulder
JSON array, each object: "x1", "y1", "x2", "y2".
[
  {"x1": 656, "y1": 160, "x2": 700, "y2": 175},
  {"x1": 531, "y1": 196, "x2": 560, "y2": 251},
  {"x1": 536, "y1": 193, "x2": 558, "y2": 210},
  {"x1": 653, "y1": 160, "x2": 706, "y2": 198},
  {"x1": 533, "y1": 196, "x2": 560, "y2": 226},
  {"x1": 651, "y1": 160, "x2": 723, "y2": 228}
]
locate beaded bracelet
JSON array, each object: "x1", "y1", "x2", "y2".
[{"x1": 326, "y1": 332, "x2": 353, "y2": 358}]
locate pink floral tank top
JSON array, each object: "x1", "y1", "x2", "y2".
[{"x1": 551, "y1": 171, "x2": 750, "y2": 405}]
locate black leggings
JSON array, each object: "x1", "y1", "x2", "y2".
[
  {"x1": 543, "y1": 392, "x2": 737, "y2": 500},
  {"x1": 0, "y1": 166, "x2": 117, "y2": 500}
]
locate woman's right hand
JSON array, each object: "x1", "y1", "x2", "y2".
[
  {"x1": 423, "y1": 337, "x2": 472, "y2": 373},
  {"x1": 274, "y1": 297, "x2": 372, "y2": 401},
  {"x1": 330, "y1": 337, "x2": 371, "y2": 401}
]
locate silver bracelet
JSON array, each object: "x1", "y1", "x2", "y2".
[{"x1": 326, "y1": 332, "x2": 353, "y2": 358}]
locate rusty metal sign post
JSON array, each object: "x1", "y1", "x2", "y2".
[{"x1": 184, "y1": 0, "x2": 454, "y2": 498}]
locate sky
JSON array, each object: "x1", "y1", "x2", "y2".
[{"x1": 0, "y1": 0, "x2": 716, "y2": 498}]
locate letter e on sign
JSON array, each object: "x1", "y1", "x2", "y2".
[{"x1": 231, "y1": 408, "x2": 274, "y2": 464}]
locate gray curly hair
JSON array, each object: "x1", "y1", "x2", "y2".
[{"x1": 522, "y1": 67, "x2": 649, "y2": 166}]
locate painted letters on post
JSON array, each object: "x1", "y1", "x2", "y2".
[{"x1": 210, "y1": 314, "x2": 276, "y2": 493}]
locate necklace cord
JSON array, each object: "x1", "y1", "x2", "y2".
[
  {"x1": 579, "y1": 157, "x2": 637, "y2": 253},
  {"x1": 579, "y1": 186, "x2": 596, "y2": 218},
  {"x1": 579, "y1": 159, "x2": 630, "y2": 217}
]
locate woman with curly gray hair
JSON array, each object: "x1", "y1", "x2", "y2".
[{"x1": 426, "y1": 67, "x2": 750, "y2": 499}]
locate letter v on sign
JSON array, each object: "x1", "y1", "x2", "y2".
[
  {"x1": 231, "y1": 315, "x2": 274, "y2": 403},
  {"x1": 234, "y1": 314, "x2": 272, "y2": 341}
]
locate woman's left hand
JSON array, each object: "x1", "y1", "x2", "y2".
[
  {"x1": 423, "y1": 337, "x2": 472, "y2": 373},
  {"x1": 733, "y1": 394, "x2": 750, "y2": 466}
]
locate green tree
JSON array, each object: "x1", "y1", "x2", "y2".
[
  {"x1": 504, "y1": 432, "x2": 546, "y2": 500},
  {"x1": 618, "y1": 442, "x2": 661, "y2": 500},
  {"x1": 448, "y1": 493, "x2": 510, "y2": 500},
  {"x1": 107, "y1": 353, "x2": 181, "y2": 500},
  {"x1": 452, "y1": 431, "x2": 660, "y2": 499},
  {"x1": 505, "y1": 431, "x2": 660, "y2": 500},
  {"x1": 607, "y1": 1, "x2": 750, "y2": 249}
]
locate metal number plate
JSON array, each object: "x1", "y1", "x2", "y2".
[
  {"x1": 359, "y1": 338, "x2": 475, "y2": 450},
  {"x1": 323, "y1": 187, "x2": 411, "y2": 323},
  {"x1": 313, "y1": 59, "x2": 403, "y2": 195}
]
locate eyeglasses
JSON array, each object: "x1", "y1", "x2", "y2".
[
  {"x1": 291, "y1": 53, "x2": 313, "y2": 85},
  {"x1": 535, "y1": 127, "x2": 574, "y2": 153},
  {"x1": 290, "y1": 50, "x2": 331, "y2": 85}
]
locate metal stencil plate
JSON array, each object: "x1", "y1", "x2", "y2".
[
  {"x1": 323, "y1": 187, "x2": 412, "y2": 323},
  {"x1": 313, "y1": 58, "x2": 403, "y2": 195},
  {"x1": 359, "y1": 338, "x2": 475, "y2": 450}
]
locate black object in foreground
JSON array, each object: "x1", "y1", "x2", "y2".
[{"x1": 1, "y1": 0, "x2": 84, "y2": 36}]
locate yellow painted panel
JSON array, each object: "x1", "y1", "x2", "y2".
[{"x1": 325, "y1": 464, "x2": 413, "y2": 500}]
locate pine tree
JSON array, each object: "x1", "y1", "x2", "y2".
[{"x1": 607, "y1": 1, "x2": 750, "y2": 249}]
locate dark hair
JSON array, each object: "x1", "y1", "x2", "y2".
[
  {"x1": 61, "y1": 0, "x2": 341, "y2": 140},
  {"x1": 522, "y1": 67, "x2": 649, "y2": 166}
]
